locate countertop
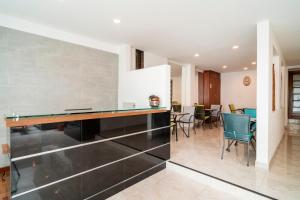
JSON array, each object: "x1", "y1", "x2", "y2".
[{"x1": 5, "y1": 108, "x2": 168, "y2": 128}]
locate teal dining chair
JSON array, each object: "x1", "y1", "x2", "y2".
[
  {"x1": 221, "y1": 113, "x2": 256, "y2": 166},
  {"x1": 244, "y1": 108, "x2": 256, "y2": 118},
  {"x1": 244, "y1": 108, "x2": 256, "y2": 132}
]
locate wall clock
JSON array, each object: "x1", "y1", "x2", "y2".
[{"x1": 243, "y1": 76, "x2": 251, "y2": 86}]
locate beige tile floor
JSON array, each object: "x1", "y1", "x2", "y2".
[
  {"x1": 170, "y1": 121, "x2": 300, "y2": 200},
  {"x1": 108, "y1": 163, "x2": 264, "y2": 200}
]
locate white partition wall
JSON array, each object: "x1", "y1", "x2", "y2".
[
  {"x1": 118, "y1": 64, "x2": 171, "y2": 109},
  {"x1": 256, "y1": 20, "x2": 286, "y2": 169}
]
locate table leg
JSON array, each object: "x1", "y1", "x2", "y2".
[{"x1": 175, "y1": 121, "x2": 178, "y2": 141}]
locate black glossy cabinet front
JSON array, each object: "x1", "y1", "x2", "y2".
[
  {"x1": 11, "y1": 112, "x2": 170, "y2": 159},
  {"x1": 13, "y1": 145, "x2": 169, "y2": 200},
  {"x1": 11, "y1": 112, "x2": 170, "y2": 200}
]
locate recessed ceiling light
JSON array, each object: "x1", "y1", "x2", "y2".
[
  {"x1": 244, "y1": 67, "x2": 248, "y2": 70},
  {"x1": 194, "y1": 53, "x2": 199, "y2": 57},
  {"x1": 232, "y1": 45, "x2": 239, "y2": 49},
  {"x1": 251, "y1": 61, "x2": 256, "y2": 65},
  {"x1": 113, "y1": 19, "x2": 121, "y2": 24},
  {"x1": 222, "y1": 65, "x2": 228, "y2": 69}
]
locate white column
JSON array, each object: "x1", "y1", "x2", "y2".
[
  {"x1": 256, "y1": 20, "x2": 272, "y2": 169},
  {"x1": 181, "y1": 64, "x2": 196, "y2": 107}
]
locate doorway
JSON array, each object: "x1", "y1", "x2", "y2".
[{"x1": 288, "y1": 71, "x2": 300, "y2": 119}]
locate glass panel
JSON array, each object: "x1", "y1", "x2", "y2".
[
  {"x1": 293, "y1": 108, "x2": 300, "y2": 113},
  {"x1": 5, "y1": 107, "x2": 166, "y2": 119},
  {"x1": 294, "y1": 95, "x2": 300, "y2": 101},
  {"x1": 293, "y1": 74, "x2": 300, "y2": 81},
  {"x1": 293, "y1": 81, "x2": 300, "y2": 87},
  {"x1": 293, "y1": 88, "x2": 300, "y2": 94},
  {"x1": 293, "y1": 101, "x2": 300, "y2": 107}
]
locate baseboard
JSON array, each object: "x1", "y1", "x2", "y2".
[
  {"x1": 268, "y1": 132, "x2": 286, "y2": 167},
  {"x1": 255, "y1": 161, "x2": 269, "y2": 170}
]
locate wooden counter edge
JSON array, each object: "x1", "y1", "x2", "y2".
[
  {"x1": 5, "y1": 109, "x2": 169, "y2": 128},
  {"x1": 2, "y1": 144, "x2": 9, "y2": 155}
]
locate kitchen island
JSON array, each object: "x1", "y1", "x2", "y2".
[{"x1": 6, "y1": 108, "x2": 170, "y2": 200}]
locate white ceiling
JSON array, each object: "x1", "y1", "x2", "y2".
[{"x1": 0, "y1": 0, "x2": 299, "y2": 72}]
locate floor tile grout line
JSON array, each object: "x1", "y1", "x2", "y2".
[{"x1": 168, "y1": 161, "x2": 278, "y2": 200}]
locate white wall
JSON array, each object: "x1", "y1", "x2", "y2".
[
  {"x1": 144, "y1": 51, "x2": 168, "y2": 68},
  {"x1": 221, "y1": 70, "x2": 257, "y2": 112},
  {"x1": 172, "y1": 76, "x2": 182, "y2": 103},
  {"x1": 118, "y1": 65, "x2": 171, "y2": 109},
  {"x1": 268, "y1": 56, "x2": 285, "y2": 164},
  {"x1": 131, "y1": 47, "x2": 168, "y2": 69},
  {"x1": 256, "y1": 20, "x2": 286, "y2": 169}
]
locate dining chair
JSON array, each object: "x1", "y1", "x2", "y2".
[
  {"x1": 194, "y1": 105, "x2": 210, "y2": 129},
  {"x1": 244, "y1": 108, "x2": 257, "y2": 134},
  {"x1": 221, "y1": 113, "x2": 256, "y2": 166},
  {"x1": 171, "y1": 104, "x2": 181, "y2": 112},
  {"x1": 244, "y1": 108, "x2": 256, "y2": 118},
  {"x1": 228, "y1": 104, "x2": 244, "y2": 114},
  {"x1": 210, "y1": 104, "x2": 222, "y2": 127},
  {"x1": 178, "y1": 106, "x2": 196, "y2": 137}
]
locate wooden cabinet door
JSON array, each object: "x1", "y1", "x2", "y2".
[
  {"x1": 203, "y1": 71, "x2": 220, "y2": 108},
  {"x1": 210, "y1": 72, "x2": 220, "y2": 105},
  {"x1": 198, "y1": 72, "x2": 204, "y2": 104},
  {"x1": 203, "y1": 71, "x2": 210, "y2": 108}
]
